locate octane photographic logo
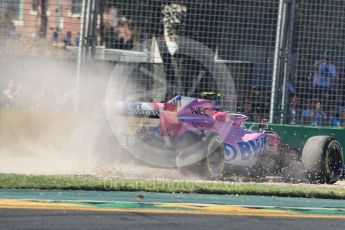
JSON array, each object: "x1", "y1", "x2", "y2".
[{"x1": 105, "y1": 35, "x2": 236, "y2": 168}]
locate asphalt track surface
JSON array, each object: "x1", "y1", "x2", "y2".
[
  {"x1": 1, "y1": 190, "x2": 345, "y2": 230},
  {"x1": 1, "y1": 208, "x2": 345, "y2": 230}
]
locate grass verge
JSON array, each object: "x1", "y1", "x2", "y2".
[{"x1": 0, "y1": 174, "x2": 345, "y2": 199}]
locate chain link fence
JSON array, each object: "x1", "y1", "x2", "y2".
[
  {"x1": 1, "y1": 0, "x2": 345, "y2": 127},
  {"x1": 290, "y1": 0, "x2": 345, "y2": 127}
]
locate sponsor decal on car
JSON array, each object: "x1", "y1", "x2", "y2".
[
  {"x1": 122, "y1": 102, "x2": 160, "y2": 117},
  {"x1": 224, "y1": 135, "x2": 268, "y2": 161},
  {"x1": 191, "y1": 107, "x2": 210, "y2": 117},
  {"x1": 191, "y1": 120, "x2": 214, "y2": 129}
]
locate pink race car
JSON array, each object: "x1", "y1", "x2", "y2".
[{"x1": 115, "y1": 95, "x2": 343, "y2": 184}]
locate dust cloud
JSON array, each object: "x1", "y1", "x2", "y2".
[{"x1": 0, "y1": 37, "x2": 174, "y2": 178}]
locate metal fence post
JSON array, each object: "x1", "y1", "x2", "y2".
[
  {"x1": 280, "y1": 0, "x2": 296, "y2": 124},
  {"x1": 270, "y1": 0, "x2": 288, "y2": 123},
  {"x1": 75, "y1": 0, "x2": 88, "y2": 112}
]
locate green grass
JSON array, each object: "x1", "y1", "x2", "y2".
[{"x1": 0, "y1": 174, "x2": 345, "y2": 199}]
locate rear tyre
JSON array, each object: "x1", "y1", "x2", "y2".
[
  {"x1": 202, "y1": 134, "x2": 225, "y2": 180},
  {"x1": 176, "y1": 132, "x2": 206, "y2": 178},
  {"x1": 176, "y1": 133, "x2": 225, "y2": 180},
  {"x1": 302, "y1": 136, "x2": 344, "y2": 184}
]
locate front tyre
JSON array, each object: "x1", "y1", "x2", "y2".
[{"x1": 302, "y1": 136, "x2": 344, "y2": 184}]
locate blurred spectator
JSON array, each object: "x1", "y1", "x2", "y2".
[
  {"x1": 103, "y1": 21, "x2": 115, "y2": 47},
  {"x1": 337, "y1": 109, "x2": 345, "y2": 127},
  {"x1": 51, "y1": 27, "x2": 60, "y2": 43},
  {"x1": 252, "y1": 107, "x2": 263, "y2": 122},
  {"x1": 75, "y1": 32, "x2": 80, "y2": 46},
  {"x1": 113, "y1": 21, "x2": 134, "y2": 50},
  {"x1": 295, "y1": 76, "x2": 309, "y2": 99},
  {"x1": 328, "y1": 107, "x2": 345, "y2": 127},
  {"x1": 0, "y1": 12, "x2": 20, "y2": 37},
  {"x1": 299, "y1": 99, "x2": 327, "y2": 126},
  {"x1": 300, "y1": 99, "x2": 314, "y2": 125},
  {"x1": 104, "y1": 19, "x2": 135, "y2": 50},
  {"x1": 1, "y1": 78, "x2": 22, "y2": 108},
  {"x1": 63, "y1": 31, "x2": 73, "y2": 46},
  {"x1": 312, "y1": 99, "x2": 328, "y2": 126},
  {"x1": 287, "y1": 82, "x2": 295, "y2": 94},
  {"x1": 328, "y1": 110, "x2": 340, "y2": 127},
  {"x1": 287, "y1": 93, "x2": 298, "y2": 124},
  {"x1": 250, "y1": 86, "x2": 267, "y2": 122},
  {"x1": 239, "y1": 97, "x2": 253, "y2": 119},
  {"x1": 312, "y1": 50, "x2": 336, "y2": 103}
]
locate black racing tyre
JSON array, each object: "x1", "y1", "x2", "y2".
[
  {"x1": 176, "y1": 132, "x2": 225, "y2": 180},
  {"x1": 302, "y1": 136, "x2": 344, "y2": 184},
  {"x1": 203, "y1": 134, "x2": 225, "y2": 179},
  {"x1": 176, "y1": 132, "x2": 206, "y2": 178}
]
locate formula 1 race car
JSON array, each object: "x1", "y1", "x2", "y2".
[{"x1": 111, "y1": 94, "x2": 344, "y2": 184}]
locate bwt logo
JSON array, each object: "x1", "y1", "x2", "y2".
[
  {"x1": 224, "y1": 135, "x2": 268, "y2": 161},
  {"x1": 191, "y1": 107, "x2": 210, "y2": 116}
]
